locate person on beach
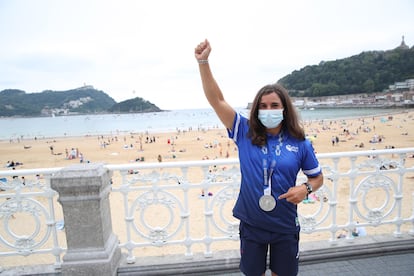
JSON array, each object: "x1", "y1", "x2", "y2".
[{"x1": 195, "y1": 39, "x2": 323, "y2": 276}]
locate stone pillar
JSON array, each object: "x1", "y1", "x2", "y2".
[{"x1": 51, "y1": 163, "x2": 121, "y2": 276}]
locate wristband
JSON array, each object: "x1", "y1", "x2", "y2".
[{"x1": 198, "y1": 59, "x2": 209, "y2": 64}]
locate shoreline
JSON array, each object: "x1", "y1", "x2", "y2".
[
  {"x1": 1, "y1": 106, "x2": 412, "y2": 119},
  {"x1": 1, "y1": 109, "x2": 411, "y2": 142},
  {"x1": 300, "y1": 109, "x2": 410, "y2": 122}
]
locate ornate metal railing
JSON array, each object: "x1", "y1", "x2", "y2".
[
  {"x1": 1, "y1": 148, "x2": 414, "y2": 269},
  {"x1": 0, "y1": 167, "x2": 64, "y2": 268}
]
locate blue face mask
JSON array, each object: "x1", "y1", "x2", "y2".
[{"x1": 258, "y1": 109, "x2": 284, "y2": 129}]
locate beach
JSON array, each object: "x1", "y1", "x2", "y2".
[
  {"x1": 1, "y1": 110, "x2": 414, "y2": 267},
  {"x1": 2, "y1": 110, "x2": 414, "y2": 168}
]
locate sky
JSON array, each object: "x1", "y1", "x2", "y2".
[{"x1": 0, "y1": 0, "x2": 413, "y2": 110}]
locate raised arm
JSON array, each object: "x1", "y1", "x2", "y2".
[{"x1": 194, "y1": 39, "x2": 235, "y2": 130}]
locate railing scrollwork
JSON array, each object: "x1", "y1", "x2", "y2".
[{"x1": 0, "y1": 148, "x2": 413, "y2": 268}]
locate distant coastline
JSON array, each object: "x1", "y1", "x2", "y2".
[
  {"x1": 0, "y1": 109, "x2": 169, "y2": 119},
  {"x1": 247, "y1": 102, "x2": 414, "y2": 110},
  {"x1": 297, "y1": 103, "x2": 414, "y2": 109}
]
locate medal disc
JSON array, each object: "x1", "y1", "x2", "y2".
[{"x1": 259, "y1": 195, "x2": 276, "y2": 211}]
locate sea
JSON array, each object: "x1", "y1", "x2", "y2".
[{"x1": 0, "y1": 107, "x2": 405, "y2": 140}]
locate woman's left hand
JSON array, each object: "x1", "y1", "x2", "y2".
[{"x1": 278, "y1": 185, "x2": 308, "y2": 205}]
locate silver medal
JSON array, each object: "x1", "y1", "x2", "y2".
[
  {"x1": 259, "y1": 194, "x2": 276, "y2": 211},
  {"x1": 260, "y1": 142, "x2": 280, "y2": 212}
]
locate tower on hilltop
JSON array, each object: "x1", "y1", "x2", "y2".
[{"x1": 396, "y1": 35, "x2": 409, "y2": 50}]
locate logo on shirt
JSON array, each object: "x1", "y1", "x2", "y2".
[{"x1": 286, "y1": 144, "x2": 298, "y2": 152}]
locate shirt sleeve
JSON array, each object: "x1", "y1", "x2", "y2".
[
  {"x1": 227, "y1": 112, "x2": 243, "y2": 143},
  {"x1": 301, "y1": 139, "x2": 322, "y2": 177}
]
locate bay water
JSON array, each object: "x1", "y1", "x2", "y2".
[{"x1": 0, "y1": 107, "x2": 403, "y2": 140}]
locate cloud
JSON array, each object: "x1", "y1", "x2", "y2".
[{"x1": 0, "y1": 0, "x2": 413, "y2": 109}]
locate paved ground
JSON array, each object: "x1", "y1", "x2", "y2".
[
  {"x1": 297, "y1": 252, "x2": 414, "y2": 276},
  {"x1": 2, "y1": 235, "x2": 413, "y2": 275},
  {"x1": 219, "y1": 252, "x2": 414, "y2": 276}
]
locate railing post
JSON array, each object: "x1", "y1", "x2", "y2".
[{"x1": 50, "y1": 163, "x2": 121, "y2": 276}]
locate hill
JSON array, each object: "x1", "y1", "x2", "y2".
[
  {"x1": 0, "y1": 86, "x2": 161, "y2": 117},
  {"x1": 278, "y1": 45, "x2": 414, "y2": 97},
  {"x1": 108, "y1": 97, "x2": 161, "y2": 113}
]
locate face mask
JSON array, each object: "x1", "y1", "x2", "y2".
[{"x1": 258, "y1": 109, "x2": 284, "y2": 129}]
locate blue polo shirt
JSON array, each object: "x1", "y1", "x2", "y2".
[{"x1": 228, "y1": 113, "x2": 321, "y2": 233}]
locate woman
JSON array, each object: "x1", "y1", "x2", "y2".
[{"x1": 195, "y1": 39, "x2": 323, "y2": 276}]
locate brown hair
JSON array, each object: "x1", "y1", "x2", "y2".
[{"x1": 248, "y1": 83, "x2": 305, "y2": 146}]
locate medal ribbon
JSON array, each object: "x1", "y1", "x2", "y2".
[
  {"x1": 263, "y1": 159, "x2": 276, "y2": 196},
  {"x1": 262, "y1": 131, "x2": 284, "y2": 196}
]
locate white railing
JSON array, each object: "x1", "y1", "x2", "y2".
[
  {"x1": 0, "y1": 167, "x2": 64, "y2": 268},
  {"x1": 1, "y1": 148, "x2": 414, "y2": 268}
]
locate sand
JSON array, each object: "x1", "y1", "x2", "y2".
[
  {"x1": 2, "y1": 110, "x2": 414, "y2": 168},
  {"x1": 1, "y1": 110, "x2": 414, "y2": 267}
]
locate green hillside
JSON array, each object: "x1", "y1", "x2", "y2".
[
  {"x1": 278, "y1": 46, "x2": 414, "y2": 97},
  {"x1": 0, "y1": 86, "x2": 161, "y2": 117},
  {"x1": 108, "y1": 97, "x2": 161, "y2": 113}
]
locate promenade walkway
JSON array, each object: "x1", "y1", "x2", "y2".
[
  {"x1": 297, "y1": 252, "x2": 414, "y2": 276},
  {"x1": 115, "y1": 233, "x2": 414, "y2": 276},
  {"x1": 1, "y1": 234, "x2": 413, "y2": 275},
  {"x1": 2, "y1": 253, "x2": 413, "y2": 276}
]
